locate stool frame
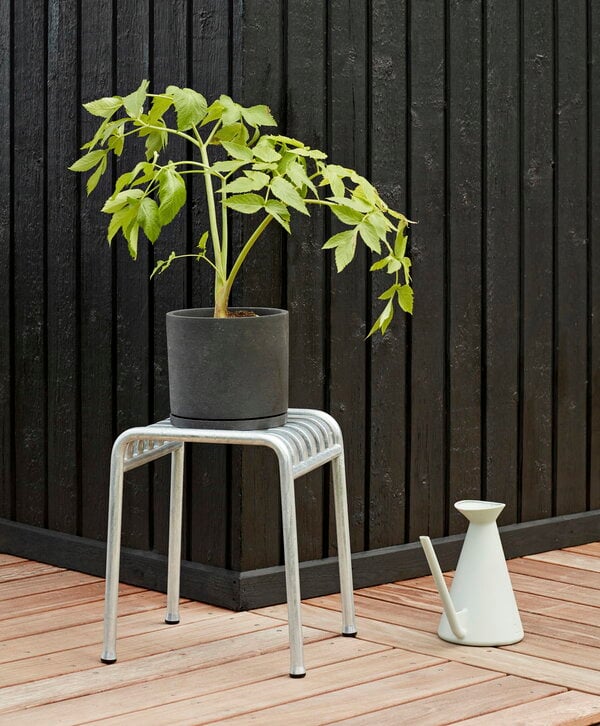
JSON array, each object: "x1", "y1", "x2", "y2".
[{"x1": 101, "y1": 408, "x2": 357, "y2": 678}]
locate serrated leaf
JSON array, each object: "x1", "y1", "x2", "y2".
[
  {"x1": 158, "y1": 167, "x2": 187, "y2": 225},
  {"x1": 224, "y1": 174, "x2": 267, "y2": 194},
  {"x1": 225, "y1": 193, "x2": 265, "y2": 214},
  {"x1": 270, "y1": 176, "x2": 308, "y2": 215},
  {"x1": 358, "y1": 218, "x2": 382, "y2": 253},
  {"x1": 151, "y1": 250, "x2": 177, "y2": 279},
  {"x1": 102, "y1": 188, "x2": 144, "y2": 214},
  {"x1": 219, "y1": 95, "x2": 243, "y2": 125},
  {"x1": 126, "y1": 222, "x2": 140, "y2": 259},
  {"x1": 107, "y1": 131, "x2": 124, "y2": 157},
  {"x1": 387, "y1": 258, "x2": 403, "y2": 273},
  {"x1": 332, "y1": 204, "x2": 364, "y2": 226},
  {"x1": 322, "y1": 229, "x2": 355, "y2": 250},
  {"x1": 214, "y1": 122, "x2": 249, "y2": 144},
  {"x1": 253, "y1": 138, "x2": 281, "y2": 163},
  {"x1": 197, "y1": 231, "x2": 209, "y2": 251},
  {"x1": 144, "y1": 126, "x2": 168, "y2": 160},
  {"x1": 166, "y1": 85, "x2": 208, "y2": 130},
  {"x1": 123, "y1": 79, "x2": 149, "y2": 118},
  {"x1": 148, "y1": 95, "x2": 173, "y2": 124},
  {"x1": 241, "y1": 104, "x2": 277, "y2": 127},
  {"x1": 397, "y1": 284, "x2": 414, "y2": 313},
  {"x1": 211, "y1": 160, "x2": 247, "y2": 174},
  {"x1": 107, "y1": 203, "x2": 138, "y2": 244},
  {"x1": 137, "y1": 197, "x2": 161, "y2": 243},
  {"x1": 378, "y1": 284, "x2": 398, "y2": 301},
  {"x1": 334, "y1": 230, "x2": 357, "y2": 272},
  {"x1": 370, "y1": 256, "x2": 391, "y2": 271},
  {"x1": 86, "y1": 154, "x2": 108, "y2": 194},
  {"x1": 285, "y1": 159, "x2": 317, "y2": 195},
  {"x1": 221, "y1": 140, "x2": 253, "y2": 161},
  {"x1": 265, "y1": 199, "x2": 291, "y2": 233},
  {"x1": 244, "y1": 170, "x2": 270, "y2": 187},
  {"x1": 380, "y1": 299, "x2": 395, "y2": 334},
  {"x1": 83, "y1": 96, "x2": 122, "y2": 118},
  {"x1": 329, "y1": 195, "x2": 372, "y2": 214},
  {"x1": 69, "y1": 149, "x2": 107, "y2": 172}
]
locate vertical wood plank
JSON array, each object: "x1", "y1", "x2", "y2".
[
  {"x1": 13, "y1": 0, "x2": 47, "y2": 527},
  {"x1": 327, "y1": 0, "x2": 369, "y2": 554},
  {"x1": 0, "y1": 0, "x2": 13, "y2": 519},
  {"x1": 368, "y1": 0, "x2": 408, "y2": 548},
  {"x1": 115, "y1": 0, "x2": 151, "y2": 550},
  {"x1": 521, "y1": 0, "x2": 554, "y2": 522},
  {"x1": 229, "y1": 0, "x2": 285, "y2": 570},
  {"x1": 286, "y1": 0, "x2": 327, "y2": 560},
  {"x1": 46, "y1": 0, "x2": 79, "y2": 534},
  {"x1": 187, "y1": 0, "x2": 232, "y2": 568},
  {"x1": 447, "y1": 0, "x2": 483, "y2": 534},
  {"x1": 408, "y1": 0, "x2": 447, "y2": 542},
  {"x1": 555, "y1": 0, "x2": 588, "y2": 515},
  {"x1": 150, "y1": 0, "x2": 189, "y2": 557},
  {"x1": 483, "y1": 0, "x2": 520, "y2": 521},
  {"x1": 590, "y1": 0, "x2": 600, "y2": 509},
  {"x1": 79, "y1": 0, "x2": 114, "y2": 541}
]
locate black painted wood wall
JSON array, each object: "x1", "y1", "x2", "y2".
[{"x1": 1, "y1": 0, "x2": 598, "y2": 577}]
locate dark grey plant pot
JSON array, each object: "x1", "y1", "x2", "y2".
[{"x1": 166, "y1": 308, "x2": 288, "y2": 430}]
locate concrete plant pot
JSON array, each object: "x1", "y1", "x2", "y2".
[{"x1": 166, "y1": 307, "x2": 288, "y2": 430}]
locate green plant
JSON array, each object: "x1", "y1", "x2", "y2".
[{"x1": 70, "y1": 80, "x2": 413, "y2": 334}]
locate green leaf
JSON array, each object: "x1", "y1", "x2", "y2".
[
  {"x1": 244, "y1": 170, "x2": 270, "y2": 187},
  {"x1": 224, "y1": 174, "x2": 268, "y2": 194},
  {"x1": 123, "y1": 79, "x2": 149, "y2": 118},
  {"x1": 219, "y1": 95, "x2": 243, "y2": 125},
  {"x1": 241, "y1": 104, "x2": 277, "y2": 127},
  {"x1": 144, "y1": 125, "x2": 168, "y2": 159},
  {"x1": 394, "y1": 222, "x2": 408, "y2": 258},
  {"x1": 197, "y1": 231, "x2": 209, "y2": 252},
  {"x1": 148, "y1": 95, "x2": 173, "y2": 124},
  {"x1": 265, "y1": 199, "x2": 291, "y2": 233},
  {"x1": 285, "y1": 160, "x2": 317, "y2": 195},
  {"x1": 137, "y1": 197, "x2": 161, "y2": 243},
  {"x1": 69, "y1": 149, "x2": 107, "y2": 172},
  {"x1": 387, "y1": 257, "x2": 403, "y2": 273},
  {"x1": 378, "y1": 284, "x2": 398, "y2": 301},
  {"x1": 270, "y1": 176, "x2": 308, "y2": 215},
  {"x1": 86, "y1": 154, "x2": 108, "y2": 194},
  {"x1": 83, "y1": 96, "x2": 122, "y2": 118},
  {"x1": 166, "y1": 85, "x2": 208, "y2": 130},
  {"x1": 253, "y1": 138, "x2": 281, "y2": 163},
  {"x1": 358, "y1": 218, "x2": 382, "y2": 253},
  {"x1": 158, "y1": 167, "x2": 187, "y2": 225},
  {"x1": 214, "y1": 122, "x2": 249, "y2": 144},
  {"x1": 107, "y1": 130, "x2": 124, "y2": 157},
  {"x1": 221, "y1": 140, "x2": 253, "y2": 161},
  {"x1": 225, "y1": 193, "x2": 265, "y2": 214},
  {"x1": 397, "y1": 284, "x2": 414, "y2": 313},
  {"x1": 102, "y1": 188, "x2": 144, "y2": 214},
  {"x1": 329, "y1": 195, "x2": 372, "y2": 214},
  {"x1": 211, "y1": 160, "x2": 246, "y2": 174},
  {"x1": 107, "y1": 203, "x2": 138, "y2": 243},
  {"x1": 370, "y1": 256, "x2": 391, "y2": 271},
  {"x1": 201, "y1": 99, "x2": 225, "y2": 126},
  {"x1": 151, "y1": 250, "x2": 177, "y2": 279},
  {"x1": 332, "y1": 204, "x2": 364, "y2": 226},
  {"x1": 126, "y1": 222, "x2": 140, "y2": 259},
  {"x1": 322, "y1": 229, "x2": 357, "y2": 272}
]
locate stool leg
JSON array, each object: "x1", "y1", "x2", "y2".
[
  {"x1": 101, "y1": 443, "x2": 126, "y2": 664},
  {"x1": 332, "y1": 450, "x2": 357, "y2": 637},
  {"x1": 165, "y1": 444, "x2": 185, "y2": 624},
  {"x1": 278, "y1": 455, "x2": 306, "y2": 678}
]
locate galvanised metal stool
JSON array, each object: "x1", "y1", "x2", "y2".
[{"x1": 101, "y1": 408, "x2": 357, "y2": 678}]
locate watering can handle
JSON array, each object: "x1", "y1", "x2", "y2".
[{"x1": 419, "y1": 536, "x2": 467, "y2": 640}]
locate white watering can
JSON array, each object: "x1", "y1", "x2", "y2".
[{"x1": 419, "y1": 500, "x2": 524, "y2": 646}]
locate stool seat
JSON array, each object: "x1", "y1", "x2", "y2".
[{"x1": 101, "y1": 408, "x2": 357, "y2": 678}]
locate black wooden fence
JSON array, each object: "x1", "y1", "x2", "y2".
[{"x1": 1, "y1": 0, "x2": 598, "y2": 608}]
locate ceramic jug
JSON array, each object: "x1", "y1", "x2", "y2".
[{"x1": 420, "y1": 500, "x2": 524, "y2": 646}]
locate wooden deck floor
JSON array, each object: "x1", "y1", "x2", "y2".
[{"x1": 1, "y1": 544, "x2": 600, "y2": 724}]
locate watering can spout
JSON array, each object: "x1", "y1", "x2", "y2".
[{"x1": 419, "y1": 536, "x2": 467, "y2": 640}]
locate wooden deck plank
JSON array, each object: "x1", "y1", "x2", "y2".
[
  {"x1": 0, "y1": 569, "x2": 101, "y2": 601},
  {"x1": 0, "y1": 560, "x2": 64, "y2": 581},
  {"x1": 458, "y1": 690, "x2": 600, "y2": 725},
  {"x1": 565, "y1": 543, "x2": 600, "y2": 558},
  {"x1": 2, "y1": 637, "x2": 388, "y2": 722},
  {"x1": 257, "y1": 602, "x2": 600, "y2": 693},
  {"x1": 527, "y1": 550, "x2": 600, "y2": 573},
  {"x1": 0, "y1": 625, "x2": 332, "y2": 715},
  {"x1": 0, "y1": 612, "x2": 296, "y2": 688},
  {"x1": 508, "y1": 556, "x2": 600, "y2": 590},
  {"x1": 520, "y1": 612, "x2": 600, "y2": 648},
  {"x1": 0, "y1": 600, "x2": 218, "y2": 664},
  {"x1": 211, "y1": 662, "x2": 502, "y2": 726},
  {"x1": 0, "y1": 580, "x2": 140, "y2": 619},
  {"x1": 330, "y1": 676, "x2": 565, "y2": 726},
  {"x1": 0, "y1": 590, "x2": 178, "y2": 642},
  {"x1": 0, "y1": 554, "x2": 26, "y2": 566},
  {"x1": 84, "y1": 650, "x2": 447, "y2": 726}
]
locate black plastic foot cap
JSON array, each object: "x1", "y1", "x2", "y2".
[
  {"x1": 289, "y1": 672, "x2": 306, "y2": 679},
  {"x1": 342, "y1": 631, "x2": 358, "y2": 638},
  {"x1": 101, "y1": 657, "x2": 117, "y2": 664},
  {"x1": 165, "y1": 618, "x2": 180, "y2": 625}
]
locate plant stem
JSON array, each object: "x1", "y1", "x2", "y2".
[{"x1": 197, "y1": 136, "x2": 225, "y2": 296}]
